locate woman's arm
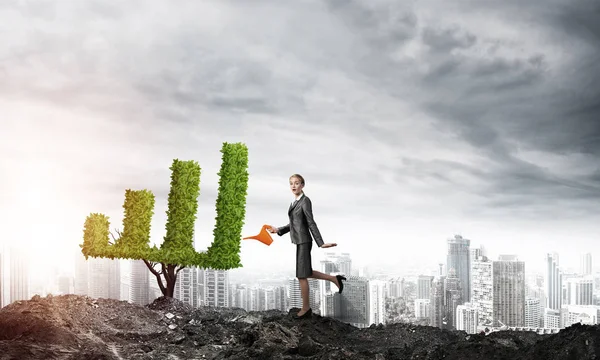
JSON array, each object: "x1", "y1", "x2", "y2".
[
  {"x1": 301, "y1": 197, "x2": 325, "y2": 247},
  {"x1": 276, "y1": 224, "x2": 290, "y2": 236}
]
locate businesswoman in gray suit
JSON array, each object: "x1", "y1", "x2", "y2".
[{"x1": 267, "y1": 174, "x2": 346, "y2": 319}]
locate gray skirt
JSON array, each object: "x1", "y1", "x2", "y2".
[{"x1": 296, "y1": 242, "x2": 313, "y2": 278}]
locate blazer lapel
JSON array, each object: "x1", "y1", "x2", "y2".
[{"x1": 288, "y1": 196, "x2": 303, "y2": 215}]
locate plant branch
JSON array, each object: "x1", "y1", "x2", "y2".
[
  {"x1": 176, "y1": 265, "x2": 186, "y2": 275},
  {"x1": 143, "y1": 259, "x2": 166, "y2": 295}
]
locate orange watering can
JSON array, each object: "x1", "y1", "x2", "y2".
[{"x1": 243, "y1": 224, "x2": 274, "y2": 246}]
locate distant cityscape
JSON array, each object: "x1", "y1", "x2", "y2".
[{"x1": 1, "y1": 234, "x2": 599, "y2": 334}]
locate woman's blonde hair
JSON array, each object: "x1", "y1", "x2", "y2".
[{"x1": 289, "y1": 174, "x2": 305, "y2": 185}]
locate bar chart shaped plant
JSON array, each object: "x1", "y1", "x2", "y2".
[{"x1": 80, "y1": 142, "x2": 249, "y2": 297}]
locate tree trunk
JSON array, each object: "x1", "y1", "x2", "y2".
[
  {"x1": 165, "y1": 264, "x2": 177, "y2": 298},
  {"x1": 143, "y1": 260, "x2": 179, "y2": 298}
]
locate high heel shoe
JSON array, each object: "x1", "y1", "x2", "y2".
[
  {"x1": 294, "y1": 308, "x2": 312, "y2": 319},
  {"x1": 336, "y1": 275, "x2": 347, "y2": 294}
]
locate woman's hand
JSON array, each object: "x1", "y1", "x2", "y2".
[
  {"x1": 266, "y1": 225, "x2": 278, "y2": 233},
  {"x1": 321, "y1": 243, "x2": 337, "y2": 248}
]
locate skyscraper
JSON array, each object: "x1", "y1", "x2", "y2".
[
  {"x1": 447, "y1": 235, "x2": 470, "y2": 304},
  {"x1": 369, "y1": 280, "x2": 387, "y2": 325},
  {"x1": 387, "y1": 277, "x2": 404, "y2": 298},
  {"x1": 175, "y1": 234, "x2": 200, "y2": 307},
  {"x1": 430, "y1": 275, "x2": 446, "y2": 329},
  {"x1": 581, "y1": 253, "x2": 592, "y2": 276},
  {"x1": 88, "y1": 257, "x2": 120, "y2": 300},
  {"x1": 492, "y1": 256, "x2": 525, "y2": 327},
  {"x1": 546, "y1": 253, "x2": 562, "y2": 311},
  {"x1": 204, "y1": 269, "x2": 229, "y2": 307},
  {"x1": 415, "y1": 298, "x2": 431, "y2": 320},
  {"x1": 322, "y1": 252, "x2": 352, "y2": 276},
  {"x1": 333, "y1": 276, "x2": 370, "y2": 328},
  {"x1": 470, "y1": 246, "x2": 485, "y2": 302},
  {"x1": 471, "y1": 255, "x2": 493, "y2": 326},
  {"x1": 417, "y1": 275, "x2": 433, "y2": 300},
  {"x1": 444, "y1": 269, "x2": 462, "y2": 329},
  {"x1": 0, "y1": 247, "x2": 4, "y2": 307},
  {"x1": 319, "y1": 253, "x2": 351, "y2": 315},
  {"x1": 175, "y1": 266, "x2": 198, "y2": 307},
  {"x1": 74, "y1": 250, "x2": 89, "y2": 296},
  {"x1": 566, "y1": 276, "x2": 594, "y2": 305},
  {"x1": 456, "y1": 302, "x2": 479, "y2": 334},
  {"x1": 525, "y1": 297, "x2": 541, "y2": 327},
  {"x1": 129, "y1": 259, "x2": 150, "y2": 305},
  {"x1": 9, "y1": 247, "x2": 29, "y2": 302},
  {"x1": 57, "y1": 275, "x2": 73, "y2": 295}
]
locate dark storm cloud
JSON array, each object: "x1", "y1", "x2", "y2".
[
  {"x1": 319, "y1": 0, "x2": 600, "y2": 217},
  {"x1": 3, "y1": 0, "x2": 599, "y2": 223},
  {"x1": 421, "y1": 26, "x2": 477, "y2": 53},
  {"x1": 131, "y1": 55, "x2": 311, "y2": 118},
  {"x1": 325, "y1": 0, "x2": 418, "y2": 48}
]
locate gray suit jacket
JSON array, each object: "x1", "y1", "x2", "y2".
[{"x1": 276, "y1": 194, "x2": 324, "y2": 247}]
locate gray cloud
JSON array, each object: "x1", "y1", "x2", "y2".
[
  {"x1": 421, "y1": 26, "x2": 477, "y2": 53},
  {"x1": 2, "y1": 0, "x2": 600, "y2": 270}
]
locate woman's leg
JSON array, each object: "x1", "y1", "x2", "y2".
[
  {"x1": 298, "y1": 277, "x2": 310, "y2": 314},
  {"x1": 309, "y1": 270, "x2": 340, "y2": 288}
]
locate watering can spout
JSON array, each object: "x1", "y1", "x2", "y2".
[{"x1": 243, "y1": 224, "x2": 274, "y2": 246}]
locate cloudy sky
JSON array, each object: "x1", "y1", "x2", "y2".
[{"x1": 1, "y1": 0, "x2": 599, "y2": 281}]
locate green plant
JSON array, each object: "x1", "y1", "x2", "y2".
[{"x1": 80, "y1": 142, "x2": 249, "y2": 298}]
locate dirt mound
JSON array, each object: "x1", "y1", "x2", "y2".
[{"x1": 0, "y1": 294, "x2": 599, "y2": 359}]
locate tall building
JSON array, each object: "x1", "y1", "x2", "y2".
[
  {"x1": 57, "y1": 275, "x2": 73, "y2": 295},
  {"x1": 321, "y1": 252, "x2": 352, "y2": 275},
  {"x1": 415, "y1": 298, "x2": 431, "y2": 320},
  {"x1": 197, "y1": 268, "x2": 206, "y2": 306},
  {"x1": 492, "y1": 255, "x2": 525, "y2": 327},
  {"x1": 444, "y1": 269, "x2": 463, "y2": 329},
  {"x1": 544, "y1": 308, "x2": 562, "y2": 328},
  {"x1": 470, "y1": 246, "x2": 485, "y2": 302},
  {"x1": 88, "y1": 257, "x2": 120, "y2": 300},
  {"x1": 9, "y1": 247, "x2": 29, "y2": 302},
  {"x1": 471, "y1": 255, "x2": 493, "y2": 326},
  {"x1": 447, "y1": 235, "x2": 471, "y2": 303},
  {"x1": 456, "y1": 302, "x2": 479, "y2": 334},
  {"x1": 119, "y1": 260, "x2": 130, "y2": 301},
  {"x1": 525, "y1": 297, "x2": 541, "y2": 328},
  {"x1": 417, "y1": 275, "x2": 433, "y2": 300},
  {"x1": 319, "y1": 253, "x2": 353, "y2": 315},
  {"x1": 129, "y1": 259, "x2": 150, "y2": 305},
  {"x1": 387, "y1": 277, "x2": 405, "y2": 298},
  {"x1": 546, "y1": 253, "x2": 562, "y2": 311},
  {"x1": 581, "y1": 253, "x2": 593, "y2": 276},
  {"x1": 0, "y1": 247, "x2": 5, "y2": 307},
  {"x1": 270, "y1": 285, "x2": 287, "y2": 311},
  {"x1": 231, "y1": 284, "x2": 256, "y2": 311},
  {"x1": 175, "y1": 234, "x2": 200, "y2": 307},
  {"x1": 566, "y1": 276, "x2": 594, "y2": 305},
  {"x1": 175, "y1": 267, "x2": 198, "y2": 307},
  {"x1": 430, "y1": 276, "x2": 446, "y2": 329},
  {"x1": 337, "y1": 253, "x2": 352, "y2": 277},
  {"x1": 332, "y1": 276, "x2": 370, "y2": 328},
  {"x1": 74, "y1": 251, "x2": 89, "y2": 296},
  {"x1": 204, "y1": 269, "x2": 229, "y2": 307},
  {"x1": 369, "y1": 280, "x2": 387, "y2": 325},
  {"x1": 319, "y1": 258, "x2": 339, "y2": 315}
]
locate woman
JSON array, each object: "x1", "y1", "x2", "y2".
[{"x1": 267, "y1": 174, "x2": 346, "y2": 319}]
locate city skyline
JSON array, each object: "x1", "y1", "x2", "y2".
[
  {"x1": 1, "y1": 0, "x2": 599, "y2": 280},
  {"x1": 2, "y1": 238, "x2": 599, "y2": 333}
]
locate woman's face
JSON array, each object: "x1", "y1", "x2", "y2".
[{"x1": 289, "y1": 177, "x2": 304, "y2": 196}]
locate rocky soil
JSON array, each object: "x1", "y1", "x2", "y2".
[{"x1": 0, "y1": 294, "x2": 599, "y2": 359}]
